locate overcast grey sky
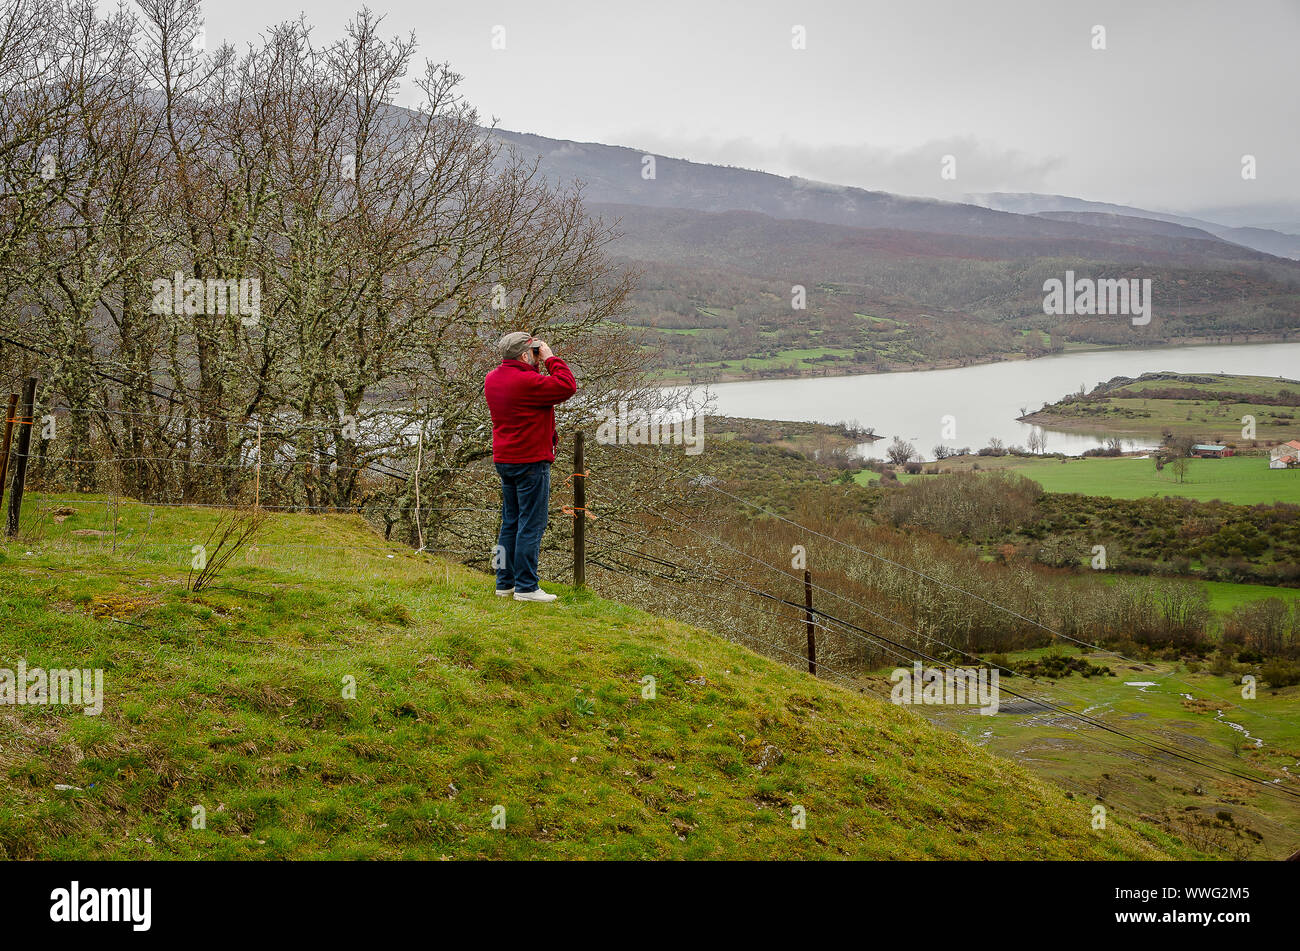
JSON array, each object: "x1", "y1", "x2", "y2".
[{"x1": 201, "y1": 0, "x2": 1298, "y2": 213}]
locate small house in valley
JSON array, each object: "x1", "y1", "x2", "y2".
[{"x1": 1269, "y1": 439, "x2": 1300, "y2": 469}]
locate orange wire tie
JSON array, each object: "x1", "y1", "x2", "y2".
[
  {"x1": 563, "y1": 469, "x2": 590, "y2": 487},
  {"x1": 562, "y1": 504, "x2": 596, "y2": 520}
]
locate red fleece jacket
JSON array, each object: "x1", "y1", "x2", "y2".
[{"x1": 484, "y1": 356, "x2": 577, "y2": 463}]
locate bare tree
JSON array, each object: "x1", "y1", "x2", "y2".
[
  {"x1": 1169, "y1": 454, "x2": 1190, "y2": 483},
  {"x1": 886, "y1": 436, "x2": 916, "y2": 467},
  {"x1": 1165, "y1": 435, "x2": 1196, "y2": 483},
  {"x1": 0, "y1": 0, "x2": 678, "y2": 559}
]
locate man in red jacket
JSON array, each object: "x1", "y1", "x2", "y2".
[{"x1": 483, "y1": 331, "x2": 577, "y2": 602}]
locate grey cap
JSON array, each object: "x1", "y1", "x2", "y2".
[{"x1": 497, "y1": 331, "x2": 533, "y2": 360}]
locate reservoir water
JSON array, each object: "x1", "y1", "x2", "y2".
[{"x1": 694, "y1": 342, "x2": 1300, "y2": 460}]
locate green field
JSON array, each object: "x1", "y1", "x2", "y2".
[
  {"x1": 1200, "y1": 580, "x2": 1300, "y2": 612},
  {"x1": 633, "y1": 303, "x2": 936, "y2": 382},
  {"x1": 0, "y1": 493, "x2": 1187, "y2": 860},
  {"x1": 873, "y1": 452, "x2": 1300, "y2": 504},
  {"x1": 879, "y1": 454, "x2": 1300, "y2": 505},
  {"x1": 1096, "y1": 576, "x2": 1300, "y2": 614},
  {"x1": 1005, "y1": 455, "x2": 1299, "y2": 505},
  {"x1": 654, "y1": 346, "x2": 862, "y2": 381},
  {"x1": 1017, "y1": 328, "x2": 1052, "y2": 347}
]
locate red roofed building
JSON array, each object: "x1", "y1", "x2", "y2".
[{"x1": 1269, "y1": 439, "x2": 1300, "y2": 469}]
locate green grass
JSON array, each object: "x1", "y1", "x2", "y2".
[
  {"x1": 1200, "y1": 580, "x2": 1300, "y2": 613},
  {"x1": 1061, "y1": 341, "x2": 1110, "y2": 352},
  {"x1": 728, "y1": 347, "x2": 856, "y2": 371},
  {"x1": 889, "y1": 455, "x2": 1300, "y2": 505},
  {"x1": 0, "y1": 493, "x2": 1191, "y2": 860},
  {"x1": 1097, "y1": 575, "x2": 1300, "y2": 616},
  {"x1": 1120, "y1": 374, "x2": 1291, "y2": 398},
  {"x1": 873, "y1": 452, "x2": 1300, "y2": 504},
  {"x1": 652, "y1": 346, "x2": 863, "y2": 381},
  {"x1": 1004, "y1": 455, "x2": 1300, "y2": 505}
]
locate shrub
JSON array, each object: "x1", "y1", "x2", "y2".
[
  {"x1": 876, "y1": 470, "x2": 1042, "y2": 541},
  {"x1": 1209, "y1": 650, "x2": 1235, "y2": 676},
  {"x1": 1261, "y1": 660, "x2": 1300, "y2": 688}
]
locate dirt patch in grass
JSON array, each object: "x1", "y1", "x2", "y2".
[{"x1": 88, "y1": 593, "x2": 160, "y2": 620}]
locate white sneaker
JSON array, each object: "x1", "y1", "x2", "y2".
[
  {"x1": 513, "y1": 588, "x2": 557, "y2": 603},
  {"x1": 495, "y1": 587, "x2": 514, "y2": 597}
]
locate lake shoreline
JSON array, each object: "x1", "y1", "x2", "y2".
[
  {"x1": 655, "y1": 333, "x2": 1299, "y2": 386},
  {"x1": 692, "y1": 340, "x2": 1300, "y2": 460}
]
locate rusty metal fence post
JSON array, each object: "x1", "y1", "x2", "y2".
[
  {"x1": 6, "y1": 377, "x2": 37, "y2": 537},
  {"x1": 804, "y1": 569, "x2": 817, "y2": 675},
  {"x1": 573, "y1": 431, "x2": 586, "y2": 586},
  {"x1": 0, "y1": 392, "x2": 18, "y2": 513}
]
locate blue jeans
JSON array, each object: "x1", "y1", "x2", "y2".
[{"x1": 494, "y1": 461, "x2": 551, "y2": 593}]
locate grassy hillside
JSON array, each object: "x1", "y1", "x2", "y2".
[
  {"x1": 0, "y1": 494, "x2": 1192, "y2": 860},
  {"x1": 1024, "y1": 372, "x2": 1300, "y2": 443},
  {"x1": 606, "y1": 205, "x2": 1300, "y2": 383}
]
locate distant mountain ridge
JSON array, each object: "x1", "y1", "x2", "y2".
[
  {"x1": 487, "y1": 127, "x2": 1300, "y2": 260},
  {"x1": 965, "y1": 192, "x2": 1300, "y2": 260},
  {"x1": 476, "y1": 124, "x2": 1300, "y2": 382},
  {"x1": 489, "y1": 129, "x2": 1104, "y2": 241},
  {"x1": 585, "y1": 202, "x2": 1286, "y2": 273}
]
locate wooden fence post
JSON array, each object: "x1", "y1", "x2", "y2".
[
  {"x1": 0, "y1": 392, "x2": 18, "y2": 513},
  {"x1": 6, "y1": 377, "x2": 37, "y2": 537},
  {"x1": 804, "y1": 568, "x2": 817, "y2": 676},
  {"x1": 573, "y1": 430, "x2": 585, "y2": 587}
]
